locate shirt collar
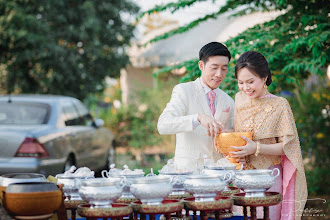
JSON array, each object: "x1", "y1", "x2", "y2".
[{"x1": 199, "y1": 78, "x2": 220, "y2": 96}]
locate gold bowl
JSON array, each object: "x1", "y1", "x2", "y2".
[
  {"x1": 215, "y1": 132, "x2": 252, "y2": 154},
  {"x1": 3, "y1": 191, "x2": 62, "y2": 216},
  {"x1": 215, "y1": 132, "x2": 252, "y2": 167}
]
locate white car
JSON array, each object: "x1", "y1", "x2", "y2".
[{"x1": 0, "y1": 94, "x2": 115, "y2": 176}]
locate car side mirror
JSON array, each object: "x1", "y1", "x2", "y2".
[{"x1": 93, "y1": 118, "x2": 104, "y2": 128}]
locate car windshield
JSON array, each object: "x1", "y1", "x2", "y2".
[{"x1": 0, "y1": 102, "x2": 50, "y2": 125}]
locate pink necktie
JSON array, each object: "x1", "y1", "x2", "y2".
[{"x1": 208, "y1": 90, "x2": 216, "y2": 115}]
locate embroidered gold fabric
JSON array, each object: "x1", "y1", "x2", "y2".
[
  {"x1": 244, "y1": 138, "x2": 282, "y2": 169},
  {"x1": 234, "y1": 91, "x2": 308, "y2": 219}
]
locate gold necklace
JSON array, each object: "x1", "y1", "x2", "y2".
[{"x1": 244, "y1": 92, "x2": 268, "y2": 132}]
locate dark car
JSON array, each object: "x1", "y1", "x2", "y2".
[{"x1": 0, "y1": 94, "x2": 115, "y2": 176}]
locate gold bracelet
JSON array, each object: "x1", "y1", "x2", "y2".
[{"x1": 255, "y1": 141, "x2": 260, "y2": 156}]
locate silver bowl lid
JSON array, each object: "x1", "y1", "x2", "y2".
[
  {"x1": 56, "y1": 174, "x2": 94, "y2": 179},
  {"x1": 81, "y1": 178, "x2": 122, "y2": 187},
  {"x1": 158, "y1": 170, "x2": 193, "y2": 175},
  {"x1": 185, "y1": 174, "x2": 221, "y2": 179},
  {"x1": 132, "y1": 176, "x2": 170, "y2": 184},
  {"x1": 110, "y1": 172, "x2": 144, "y2": 177},
  {"x1": 0, "y1": 173, "x2": 46, "y2": 187},
  {"x1": 235, "y1": 169, "x2": 272, "y2": 176},
  {"x1": 204, "y1": 164, "x2": 236, "y2": 170},
  {"x1": 109, "y1": 164, "x2": 145, "y2": 177}
]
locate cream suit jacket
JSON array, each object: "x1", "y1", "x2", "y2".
[{"x1": 157, "y1": 78, "x2": 235, "y2": 168}]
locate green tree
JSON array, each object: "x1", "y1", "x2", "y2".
[
  {"x1": 0, "y1": 0, "x2": 139, "y2": 99},
  {"x1": 138, "y1": 0, "x2": 330, "y2": 195},
  {"x1": 140, "y1": 0, "x2": 329, "y2": 96}
]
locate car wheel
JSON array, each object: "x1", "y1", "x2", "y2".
[{"x1": 64, "y1": 156, "x2": 75, "y2": 172}]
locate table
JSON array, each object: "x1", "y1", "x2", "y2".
[
  {"x1": 233, "y1": 192, "x2": 282, "y2": 220},
  {"x1": 131, "y1": 199, "x2": 183, "y2": 220},
  {"x1": 77, "y1": 204, "x2": 132, "y2": 220},
  {"x1": 65, "y1": 199, "x2": 86, "y2": 220},
  {"x1": 183, "y1": 196, "x2": 233, "y2": 220}
]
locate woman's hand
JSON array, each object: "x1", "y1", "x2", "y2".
[
  {"x1": 229, "y1": 135, "x2": 257, "y2": 157},
  {"x1": 198, "y1": 114, "x2": 225, "y2": 138},
  {"x1": 236, "y1": 157, "x2": 246, "y2": 165}
]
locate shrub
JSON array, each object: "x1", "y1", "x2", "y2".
[{"x1": 287, "y1": 85, "x2": 329, "y2": 196}]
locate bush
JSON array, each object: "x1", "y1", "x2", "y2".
[
  {"x1": 92, "y1": 79, "x2": 177, "y2": 151},
  {"x1": 287, "y1": 85, "x2": 330, "y2": 196},
  {"x1": 107, "y1": 104, "x2": 161, "y2": 149}
]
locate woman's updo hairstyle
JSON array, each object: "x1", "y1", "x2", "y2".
[{"x1": 234, "y1": 51, "x2": 272, "y2": 86}]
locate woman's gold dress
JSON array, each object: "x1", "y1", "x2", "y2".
[{"x1": 234, "y1": 91, "x2": 307, "y2": 220}]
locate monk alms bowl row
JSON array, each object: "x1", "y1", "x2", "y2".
[
  {"x1": 80, "y1": 173, "x2": 232, "y2": 205},
  {"x1": 55, "y1": 167, "x2": 280, "y2": 207}
]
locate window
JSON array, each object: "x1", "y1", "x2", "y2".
[
  {"x1": 73, "y1": 100, "x2": 94, "y2": 126},
  {"x1": 0, "y1": 102, "x2": 50, "y2": 125},
  {"x1": 61, "y1": 101, "x2": 81, "y2": 126}
]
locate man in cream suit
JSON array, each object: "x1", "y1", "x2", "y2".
[{"x1": 157, "y1": 42, "x2": 235, "y2": 173}]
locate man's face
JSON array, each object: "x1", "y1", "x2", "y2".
[{"x1": 199, "y1": 56, "x2": 229, "y2": 89}]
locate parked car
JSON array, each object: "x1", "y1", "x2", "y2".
[{"x1": 0, "y1": 94, "x2": 115, "y2": 176}]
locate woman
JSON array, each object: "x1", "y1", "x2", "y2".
[{"x1": 230, "y1": 51, "x2": 307, "y2": 220}]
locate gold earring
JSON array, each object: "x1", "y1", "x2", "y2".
[{"x1": 264, "y1": 84, "x2": 268, "y2": 95}]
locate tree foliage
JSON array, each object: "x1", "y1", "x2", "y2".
[
  {"x1": 141, "y1": 0, "x2": 329, "y2": 96},
  {"x1": 0, "y1": 0, "x2": 139, "y2": 99}
]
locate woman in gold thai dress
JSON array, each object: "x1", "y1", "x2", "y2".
[{"x1": 230, "y1": 51, "x2": 307, "y2": 220}]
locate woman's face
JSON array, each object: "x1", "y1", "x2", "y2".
[{"x1": 237, "y1": 67, "x2": 267, "y2": 99}]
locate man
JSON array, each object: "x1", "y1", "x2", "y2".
[{"x1": 157, "y1": 42, "x2": 235, "y2": 173}]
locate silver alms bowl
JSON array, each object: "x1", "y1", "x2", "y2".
[
  {"x1": 56, "y1": 174, "x2": 94, "y2": 201},
  {"x1": 204, "y1": 162, "x2": 243, "y2": 171},
  {"x1": 201, "y1": 169, "x2": 235, "y2": 191},
  {"x1": 107, "y1": 173, "x2": 144, "y2": 199},
  {"x1": 183, "y1": 173, "x2": 232, "y2": 202},
  {"x1": 158, "y1": 170, "x2": 193, "y2": 195},
  {"x1": 129, "y1": 176, "x2": 173, "y2": 205},
  {"x1": 233, "y1": 168, "x2": 280, "y2": 197},
  {"x1": 102, "y1": 165, "x2": 145, "y2": 199},
  {"x1": 78, "y1": 177, "x2": 125, "y2": 206}
]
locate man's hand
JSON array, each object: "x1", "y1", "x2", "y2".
[{"x1": 198, "y1": 114, "x2": 225, "y2": 138}]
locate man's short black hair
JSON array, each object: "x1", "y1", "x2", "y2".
[{"x1": 199, "y1": 42, "x2": 231, "y2": 64}]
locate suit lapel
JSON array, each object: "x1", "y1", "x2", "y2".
[{"x1": 194, "y1": 78, "x2": 213, "y2": 116}]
